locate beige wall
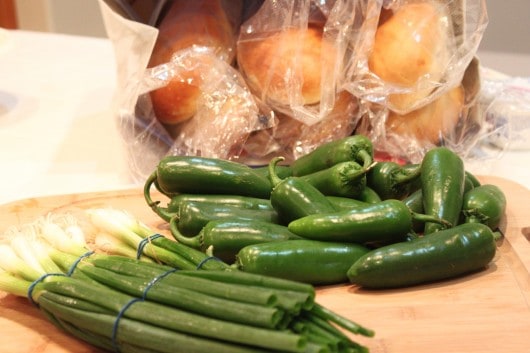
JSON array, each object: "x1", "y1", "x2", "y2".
[
  {"x1": 14, "y1": 0, "x2": 530, "y2": 54},
  {"x1": 15, "y1": 0, "x2": 106, "y2": 37},
  {"x1": 481, "y1": 0, "x2": 530, "y2": 54}
]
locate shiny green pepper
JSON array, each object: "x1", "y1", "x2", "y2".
[
  {"x1": 421, "y1": 147, "x2": 465, "y2": 234},
  {"x1": 290, "y1": 135, "x2": 374, "y2": 176},
  {"x1": 288, "y1": 200, "x2": 450, "y2": 245},
  {"x1": 268, "y1": 156, "x2": 337, "y2": 224},
  {"x1": 176, "y1": 201, "x2": 279, "y2": 236},
  {"x1": 367, "y1": 161, "x2": 421, "y2": 200},
  {"x1": 347, "y1": 223, "x2": 498, "y2": 289},
  {"x1": 235, "y1": 239, "x2": 370, "y2": 285},
  {"x1": 461, "y1": 184, "x2": 506, "y2": 230},
  {"x1": 145, "y1": 193, "x2": 273, "y2": 222},
  {"x1": 169, "y1": 218, "x2": 301, "y2": 263},
  {"x1": 145, "y1": 156, "x2": 273, "y2": 198}
]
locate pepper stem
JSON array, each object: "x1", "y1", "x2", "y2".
[
  {"x1": 411, "y1": 212, "x2": 453, "y2": 229},
  {"x1": 356, "y1": 149, "x2": 374, "y2": 170},
  {"x1": 493, "y1": 230, "x2": 503, "y2": 241},
  {"x1": 144, "y1": 171, "x2": 177, "y2": 222},
  {"x1": 365, "y1": 161, "x2": 378, "y2": 172},
  {"x1": 394, "y1": 164, "x2": 421, "y2": 186},
  {"x1": 143, "y1": 171, "x2": 158, "y2": 208},
  {"x1": 168, "y1": 216, "x2": 201, "y2": 248},
  {"x1": 268, "y1": 156, "x2": 286, "y2": 188}
]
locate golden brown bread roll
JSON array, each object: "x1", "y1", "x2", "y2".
[
  {"x1": 148, "y1": 0, "x2": 243, "y2": 125},
  {"x1": 368, "y1": 1, "x2": 451, "y2": 112},
  {"x1": 237, "y1": 25, "x2": 334, "y2": 107},
  {"x1": 385, "y1": 85, "x2": 465, "y2": 145}
]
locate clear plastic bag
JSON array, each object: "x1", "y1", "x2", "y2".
[
  {"x1": 100, "y1": 0, "x2": 490, "y2": 180},
  {"x1": 479, "y1": 68, "x2": 530, "y2": 151}
]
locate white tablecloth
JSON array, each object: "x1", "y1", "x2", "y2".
[{"x1": 0, "y1": 29, "x2": 529, "y2": 208}]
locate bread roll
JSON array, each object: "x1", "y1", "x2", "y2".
[
  {"x1": 237, "y1": 25, "x2": 334, "y2": 107},
  {"x1": 368, "y1": 1, "x2": 451, "y2": 112},
  {"x1": 148, "y1": 0, "x2": 243, "y2": 125},
  {"x1": 385, "y1": 85, "x2": 465, "y2": 144}
]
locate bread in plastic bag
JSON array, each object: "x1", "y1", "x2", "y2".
[
  {"x1": 355, "y1": 58, "x2": 484, "y2": 163},
  {"x1": 99, "y1": 0, "x2": 491, "y2": 180},
  {"x1": 347, "y1": 0, "x2": 487, "y2": 114}
]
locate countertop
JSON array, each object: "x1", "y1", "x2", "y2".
[
  {"x1": 0, "y1": 29, "x2": 529, "y2": 207},
  {"x1": 0, "y1": 29, "x2": 134, "y2": 205}
]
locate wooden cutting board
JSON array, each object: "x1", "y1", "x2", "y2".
[{"x1": 0, "y1": 176, "x2": 529, "y2": 353}]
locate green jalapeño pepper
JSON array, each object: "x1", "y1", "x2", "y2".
[
  {"x1": 176, "y1": 201, "x2": 280, "y2": 236},
  {"x1": 287, "y1": 200, "x2": 450, "y2": 246},
  {"x1": 367, "y1": 161, "x2": 421, "y2": 200},
  {"x1": 347, "y1": 223, "x2": 499, "y2": 289},
  {"x1": 252, "y1": 164, "x2": 293, "y2": 180},
  {"x1": 421, "y1": 147, "x2": 465, "y2": 234},
  {"x1": 461, "y1": 184, "x2": 506, "y2": 230},
  {"x1": 356, "y1": 186, "x2": 382, "y2": 204},
  {"x1": 402, "y1": 189, "x2": 425, "y2": 233},
  {"x1": 299, "y1": 161, "x2": 369, "y2": 198},
  {"x1": 403, "y1": 175, "x2": 476, "y2": 233},
  {"x1": 169, "y1": 218, "x2": 302, "y2": 263},
  {"x1": 268, "y1": 156, "x2": 337, "y2": 224},
  {"x1": 234, "y1": 239, "x2": 370, "y2": 285},
  {"x1": 290, "y1": 135, "x2": 374, "y2": 176},
  {"x1": 465, "y1": 171, "x2": 482, "y2": 188},
  {"x1": 326, "y1": 196, "x2": 369, "y2": 211},
  {"x1": 144, "y1": 156, "x2": 273, "y2": 199},
  {"x1": 145, "y1": 193, "x2": 273, "y2": 222}
]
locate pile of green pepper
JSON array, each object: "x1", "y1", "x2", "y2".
[{"x1": 144, "y1": 135, "x2": 506, "y2": 289}]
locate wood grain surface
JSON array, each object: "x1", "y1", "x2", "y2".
[{"x1": 0, "y1": 176, "x2": 529, "y2": 353}]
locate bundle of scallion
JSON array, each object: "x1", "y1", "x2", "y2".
[
  {"x1": 85, "y1": 208, "x2": 230, "y2": 271},
  {"x1": 0, "y1": 209, "x2": 374, "y2": 353}
]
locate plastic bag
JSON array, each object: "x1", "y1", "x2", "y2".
[
  {"x1": 479, "y1": 68, "x2": 530, "y2": 151},
  {"x1": 99, "y1": 0, "x2": 490, "y2": 180},
  {"x1": 355, "y1": 58, "x2": 485, "y2": 163}
]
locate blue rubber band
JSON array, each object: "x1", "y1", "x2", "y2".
[
  {"x1": 111, "y1": 267, "x2": 178, "y2": 352},
  {"x1": 111, "y1": 297, "x2": 142, "y2": 353},
  {"x1": 196, "y1": 256, "x2": 223, "y2": 270},
  {"x1": 27, "y1": 251, "x2": 96, "y2": 307},
  {"x1": 66, "y1": 250, "x2": 95, "y2": 276},
  {"x1": 27, "y1": 273, "x2": 66, "y2": 307},
  {"x1": 141, "y1": 268, "x2": 179, "y2": 299},
  {"x1": 136, "y1": 234, "x2": 163, "y2": 260}
]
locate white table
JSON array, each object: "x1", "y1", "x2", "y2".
[
  {"x1": 0, "y1": 29, "x2": 529, "y2": 208},
  {"x1": 0, "y1": 29, "x2": 134, "y2": 206}
]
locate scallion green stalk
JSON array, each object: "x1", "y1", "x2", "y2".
[
  {"x1": 0, "y1": 270, "x2": 31, "y2": 297},
  {"x1": 36, "y1": 276, "x2": 312, "y2": 353},
  {"x1": 76, "y1": 262, "x2": 285, "y2": 329},
  {"x1": 41, "y1": 297, "x2": 278, "y2": 353}
]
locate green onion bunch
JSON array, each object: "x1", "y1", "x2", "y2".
[{"x1": 0, "y1": 209, "x2": 374, "y2": 353}]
